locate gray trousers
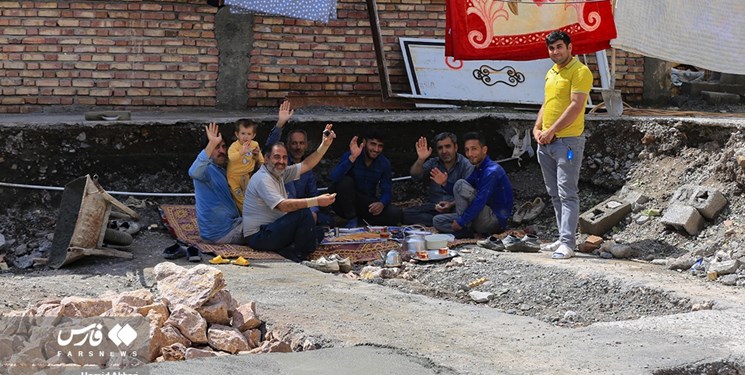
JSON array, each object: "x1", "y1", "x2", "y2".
[
  {"x1": 537, "y1": 136, "x2": 585, "y2": 249},
  {"x1": 433, "y1": 179, "x2": 499, "y2": 235}
]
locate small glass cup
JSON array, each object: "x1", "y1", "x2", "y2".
[
  {"x1": 379, "y1": 227, "x2": 390, "y2": 239},
  {"x1": 438, "y1": 247, "x2": 449, "y2": 256},
  {"x1": 416, "y1": 249, "x2": 428, "y2": 259}
]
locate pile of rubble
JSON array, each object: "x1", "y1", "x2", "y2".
[{"x1": 0, "y1": 262, "x2": 322, "y2": 372}]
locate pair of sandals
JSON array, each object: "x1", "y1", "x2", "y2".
[
  {"x1": 209, "y1": 255, "x2": 250, "y2": 266},
  {"x1": 542, "y1": 241, "x2": 575, "y2": 259}
]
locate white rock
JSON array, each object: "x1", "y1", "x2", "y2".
[{"x1": 468, "y1": 291, "x2": 492, "y2": 303}]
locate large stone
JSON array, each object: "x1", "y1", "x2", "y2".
[
  {"x1": 155, "y1": 263, "x2": 225, "y2": 309},
  {"x1": 207, "y1": 324, "x2": 249, "y2": 354},
  {"x1": 579, "y1": 197, "x2": 632, "y2": 236},
  {"x1": 111, "y1": 289, "x2": 154, "y2": 308},
  {"x1": 249, "y1": 340, "x2": 292, "y2": 354},
  {"x1": 59, "y1": 296, "x2": 111, "y2": 318},
  {"x1": 138, "y1": 302, "x2": 169, "y2": 326},
  {"x1": 707, "y1": 259, "x2": 741, "y2": 276},
  {"x1": 161, "y1": 342, "x2": 187, "y2": 361},
  {"x1": 232, "y1": 301, "x2": 261, "y2": 331},
  {"x1": 196, "y1": 289, "x2": 234, "y2": 325},
  {"x1": 165, "y1": 304, "x2": 208, "y2": 344},
  {"x1": 242, "y1": 328, "x2": 262, "y2": 349},
  {"x1": 661, "y1": 204, "x2": 705, "y2": 235},
  {"x1": 161, "y1": 325, "x2": 192, "y2": 348}
]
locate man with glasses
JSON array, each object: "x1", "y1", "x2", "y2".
[{"x1": 404, "y1": 132, "x2": 474, "y2": 226}]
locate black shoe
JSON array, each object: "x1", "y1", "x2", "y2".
[
  {"x1": 186, "y1": 246, "x2": 202, "y2": 262},
  {"x1": 163, "y1": 243, "x2": 187, "y2": 259}
]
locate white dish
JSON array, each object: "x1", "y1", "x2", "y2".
[{"x1": 425, "y1": 234, "x2": 454, "y2": 249}]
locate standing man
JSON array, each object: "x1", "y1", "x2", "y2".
[
  {"x1": 264, "y1": 102, "x2": 333, "y2": 227},
  {"x1": 533, "y1": 30, "x2": 593, "y2": 259},
  {"x1": 403, "y1": 132, "x2": 474, "y2": 226},
  {"x1": 243, "y1": 125, "x2": 337, "y2": 262},
  {"x1": 432, "y1": 132, "x2": 513, "y2": 238},
  {"x1": 329, "y1": 129, "x2": 402, "y2": 226},
  {"x1": 189, "y1": 123, "x2": 243, "y2": 245}
]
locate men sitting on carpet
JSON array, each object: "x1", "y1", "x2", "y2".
[
  {"x1": 403, "y1": 132, "x2": 474, "y2": 226},
  {"x1": 432, "y1": 132, "x2": 514, "y2": 238},
  {"x1": 329, "y1": 129, "x2": 402, "y2": 226},
  {"x1": 264, "y1": 101, "x2": 334, "y2": 227},
  {"x1": 189, "y1": 122, "x2": 244, "y2": 244},
  {"x1": 242, "y1": 124, "x2": 337, "y2": 262}
]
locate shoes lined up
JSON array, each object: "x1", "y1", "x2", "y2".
[
  {"x1": 162, "y1": 242, "x2": 201, "y2": 262},
  {"x1": 476, "y1": 233, "x2": 541, "y2": 253},
  {"x1": 302, "y1": 254, "x2": 352, "y2": 273},
  {"x1": 513, "y1": 197, "x2": 546, "y2": 224}
]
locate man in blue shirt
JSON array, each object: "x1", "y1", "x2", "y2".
[
  {"x1": 432, "y1": 132, "x2": 513, "y2": 238},
  {"x1": 189, "y1": 123, "x2": 244, "y2": 244},
  {"x1": 264, "y1": 102, "x2": 333, "y2": 227},
  {"x1": 404, "y1": 132, "x2": 474, "y2": 226},
  {"x1": 329, "y1": 129, "x2": 402, "y2": 226}
]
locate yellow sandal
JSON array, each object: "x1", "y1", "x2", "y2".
[
  {"x1": 209, "y1": 255, "x2": 230, "y2": 264},
  {"x1": 230, "y1": 256, "x2": 250, "y2": 266}
]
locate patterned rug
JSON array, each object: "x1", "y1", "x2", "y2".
[{"x1": 159, "y1": 204, "x2": 397, "y2": 263}]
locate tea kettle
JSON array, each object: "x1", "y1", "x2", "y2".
[
  {"x1": 385, "y1": 249, "x2": 401, "y2": 267},
  {"x1": 403, "y1": 233, "x2": 426, "y2": 253}
]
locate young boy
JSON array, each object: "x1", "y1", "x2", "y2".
[{"x1": 227, "y1": 119, "x2": 264, "y2": 212}]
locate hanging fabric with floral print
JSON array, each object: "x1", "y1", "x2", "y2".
[{"x1": 446, "y1": 0, "x2": 617, "y2": 61}]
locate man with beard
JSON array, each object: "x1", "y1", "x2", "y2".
[
  {"x1": 242, "y1": 124, "x2": 337, "y2": 261},
  {"x1": 264, "y1": 102, "x2": 333, "y2": 227},
  {"x1": 432, "y1": 132, "x2": 513, "y2": 238},
  {"x1": 329, "y1": 129, "x2": 402, "y2": 226},
  {"x1": 403, "y1": 132, "x2": 474, "y2": 226},
  {"x1": 533, "y1": 30, "x2": 592, "y2": 259},
  {"x1": 189, "y1": 122, "x2": 244, "y2": 244}
]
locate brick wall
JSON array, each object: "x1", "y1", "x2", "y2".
[
  {"x1": 248, "y1": 0, "x2": 644, "y2": 107},
  {"x1": 0, "y1": 0, "x2": 217, "y2": 113}
]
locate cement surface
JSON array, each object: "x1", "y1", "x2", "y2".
[{"x1": 145, "y1": 254, "x2": 745, "y2": 375}]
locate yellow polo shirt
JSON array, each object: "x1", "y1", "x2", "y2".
[{"x1": 541, "y1": 57, "x2": 593, "y2": 137}]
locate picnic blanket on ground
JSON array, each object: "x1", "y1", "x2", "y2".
[
  {"x1": 159, "y1": 204, "x2": 396, "y2": 263},
  {"x1": 445, "y1": 0, "x2": 616, "y2": 61}
]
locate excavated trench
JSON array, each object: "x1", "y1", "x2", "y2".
[{"x1": 1, "y1": 112, "x2": 744, "y2": 333}]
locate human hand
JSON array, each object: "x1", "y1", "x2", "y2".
[
  {"x1": 277, "y1": 100, "x2": 294, "y2": 128},
  {"x1": 415, "y1": 136, "x2": 431, "y2": 161},
  {"x1": 321, "y1": 124, "x2": 336, "y2": 147},
  {"x1": 240, "y1": 141, "x2": 254, "y2": 156},
  {"x1": 434, "y1": 201, "x2": 454, "y2": 213},
  {"x1": 205, "y1": 122, "x2": 222, "y2": 146},
  {"x1": 251, "y1": 147, "x2": 260, "y2": 157},
  {"x1": 430, "y1": 167, "x2": 448, "y2": 186},
  {"x1": 349, "y1": 136, "x2": 363, "y2": 161},
  {"x1": 536, "y1": 128, "x2": 555, "y2": 145},
  {"x1": 451, "y1": 220, "x2": 462, "y2": 231},
  {"x1": 317, "y1": 193, "x2": 336, "y2": 207},
  {"x1": 368, "y1": 201, "x2": 384, "y2": 215}
]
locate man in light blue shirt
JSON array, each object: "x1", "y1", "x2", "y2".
[{"x1": 189, "y1": 123, "x2": 243, "y2": 244}]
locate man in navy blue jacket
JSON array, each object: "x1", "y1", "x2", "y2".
[
  {"x1": 329, "y1": 129, "x2": 402, "y2": 226},
  {"x1": 432, "y1": 132, "x2": 513, "y2": 238}
]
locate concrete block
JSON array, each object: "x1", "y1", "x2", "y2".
[
  {"x1": 701, "y1": 91, "x2": 741, "y2": 105},
  {"x1": 661, "y1": 204, "x2": 704, "y2": 236},
  {"x1": 579, "y1": 197, "x2": 632, "y2": 236},
  {"x1": 618, "y1": 186, "x2": 649, "y2": 205},
  {"x1": 670, "y1": 185, "x2": 727, "y2": 220}
]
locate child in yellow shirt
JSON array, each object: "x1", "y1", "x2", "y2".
[{"x1": 227, "y1": 119, "x2": 264, "y2": 212}]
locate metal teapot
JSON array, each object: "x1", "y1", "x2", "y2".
[
  {"x1": 385, "y1": 249, "x2": 401, "y2": 267},
  {"x1": 403, "y1": 233, "x2": 426, "y2": 254}
]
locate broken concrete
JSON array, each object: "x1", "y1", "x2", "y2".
[{"x1": 661, "y1": 204, "x2": 705, "y2": 236}]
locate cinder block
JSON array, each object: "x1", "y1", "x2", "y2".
[
  {"x1": 579, "y1": 198, "x2": 632, "y2": 236},
  {"x1": 701, "y1": 91, "x2": 741, "y2": 105},
  {"x1": 618, "y1": 186, "x2": 649, "y2": 205},
  {"x1": 661, "y1": 204, "x2": 705, "y2": 235},
  {"x1": 670, "y1": 185, "x2": 728, "y2": 220},
  {"x1": 688, "y1": 187, "x2": 727, "y2": 220}
]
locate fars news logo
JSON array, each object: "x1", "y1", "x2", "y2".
[{"x1": 57, "y1": 322, "x2": 138, "y2": 348}]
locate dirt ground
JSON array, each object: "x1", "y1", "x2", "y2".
[{"x1": 1, "y1": 110, "x2": 744, "y2": 373}]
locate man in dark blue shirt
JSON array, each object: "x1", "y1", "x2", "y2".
[
  {"x1": 329, "y1": 129, "x2": 402, "y2": 226},
  {"x1": 432, "y1": 132, "x2": 513, "y2": 237}
]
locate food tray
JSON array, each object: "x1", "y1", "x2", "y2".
[{"x1": 412, "y1": 250, "x2": 459, "y2": 262}]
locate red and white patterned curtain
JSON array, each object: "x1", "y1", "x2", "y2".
[{"x1": 446, "y1": 0, "x2": 617, "y2": 61}]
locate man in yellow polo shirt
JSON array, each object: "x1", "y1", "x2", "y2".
[{"x1": 533, "y1": 30, "x2": 593, "y2": 259}]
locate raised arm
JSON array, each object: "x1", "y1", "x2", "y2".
[
  {"x1": 409, "y1": 136, "x2": 432, "y2": 179},
  {"x1": 299, "y1": 124, "x2": 335, "y2": 175}
]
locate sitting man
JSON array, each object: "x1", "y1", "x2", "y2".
[
  {"x1": 403, "y1": 132, "x2": 474, "y2": 226},
  {"x1": 432, "y1": 132, "x2": 514, "y2": 238},
  {"x1": 264, "y1": 101, "x2": 333, "y2": 227},
  {"x1": 189, "y1": 122, "x2": 244, "y2": 244},
  {"x1": 329, "y1": 129, "x2": 402, "y2": 226},
  {"x1": 243, "y1": 124, "x2": 337, "y2": 262}
]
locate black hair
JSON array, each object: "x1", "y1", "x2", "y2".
[
  {"x1": 234, "y1": 118, "x2": 258, "y2": 133},
  {"x1": 433, "y1": 132, "x2": 457, "y2": 145},
  {"x1": 264, "y1": 141, "x2": 287, "y2": 157},
  {"x1": 546, "y1": 30, "x2": 571, "y2": 46},
  {"x1": 362, "y1": 128, "x2": 385, "y2": 143},
  {"x1": 462, "y1": 131, "x2": 486, "y2": 147}
]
